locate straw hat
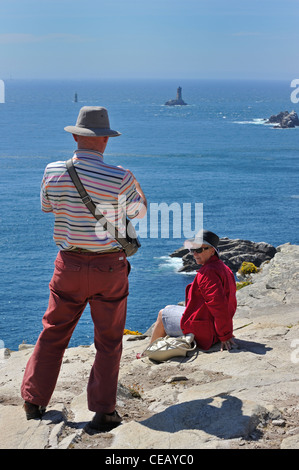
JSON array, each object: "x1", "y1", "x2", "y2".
[{"x1": 64, "y1": 106, "x2": 121, "y2": 137}]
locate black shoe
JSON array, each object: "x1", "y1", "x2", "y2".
[
  {"x1": 23, "y1": 401, "x2": 46, "y2": 420},
  {"x1": 89, "y1": 410, "x2": 122, "y2": 432}
]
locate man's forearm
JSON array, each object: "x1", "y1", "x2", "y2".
[{"x1": 134, "y1": 181, "x2": 147, "y2": 218}]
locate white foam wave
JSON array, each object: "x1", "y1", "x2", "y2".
[
  {"x1": 156, "y1": 256, "x2": 182, "y2": 272},
  {"x1": 233, "y1": 118, "x2": 269, "y2": 126},
  {"x1": 156, "y1": 256, "x2": 196, "y2": 275}
]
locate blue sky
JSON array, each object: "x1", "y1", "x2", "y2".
[{"x1": 0, "y1": 0, "x2": 298, "y2": 80}]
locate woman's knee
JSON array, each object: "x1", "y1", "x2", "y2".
[{"x1": 157, "y1": 309, "x2": 164, "y2": 323}]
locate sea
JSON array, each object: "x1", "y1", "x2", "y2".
[{"x1": 0, "y1": 78, "x2": 298, "y2": 350}]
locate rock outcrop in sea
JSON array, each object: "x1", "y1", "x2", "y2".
[
  {"x1": 165, "y1": 86, "x2": 187, "y2": 106},
  {"x1": 1, "y1": 243, "x2": 299, "y2": 450},
  {"x1": 266, "y1": 110, "x2": 299, "y2": 128},
  {"x1": 170, "y1": 237, "x2": 277, "y2": 273}
]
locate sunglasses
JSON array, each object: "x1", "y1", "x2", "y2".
[{"x1": 189, "y1": 246, "x2": 211, "y2": 254}]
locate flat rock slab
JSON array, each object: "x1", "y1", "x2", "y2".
[{"x1": 0, "y1": 243, "x2": 299, "y2": 449}]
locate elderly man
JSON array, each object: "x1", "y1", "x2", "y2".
[
  {"x1": 147, "y1": 230, "x2": 237, "y2": 353},
  {"x1": 21, "y1": 107, "x2": 147, "y2": 431}
]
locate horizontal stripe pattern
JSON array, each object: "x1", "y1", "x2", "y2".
[{"x1": 41, "y1": 149, "x2": 143, "y2": 251}]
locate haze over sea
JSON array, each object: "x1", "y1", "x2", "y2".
[{"x1": 0, "y1": 79, "x2": 298, "y2": 350}]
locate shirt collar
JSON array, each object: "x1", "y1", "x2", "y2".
[{"x1": 73, "y1": 149, "x2": 104, "y2": 161}]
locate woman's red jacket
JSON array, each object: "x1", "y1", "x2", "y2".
[{"x1": 180, "y1": 255, "x2": 237, "y2": 350}]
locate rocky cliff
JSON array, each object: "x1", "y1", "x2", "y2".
[{"x1": 0, "y1": 243, "x2": 298, "y2": 450}]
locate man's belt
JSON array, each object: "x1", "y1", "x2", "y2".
[{"x1": 65, "y1": 248, "x2": 122, "y2": 254}]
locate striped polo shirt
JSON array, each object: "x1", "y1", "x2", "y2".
[{"x1": 41, "y1": 149, "x2": 144, "y2": 251}]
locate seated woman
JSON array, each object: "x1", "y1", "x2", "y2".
[{"x1": 142, "y1": 230, "x2": 237, "y2": 356}]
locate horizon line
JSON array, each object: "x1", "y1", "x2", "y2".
[{"x1": 1, "y1": 77, "x2": 294, "y2": 82}]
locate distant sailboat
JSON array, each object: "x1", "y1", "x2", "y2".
[{"x1": 74, "y1": 93, "x2": 78, "y2": 103}]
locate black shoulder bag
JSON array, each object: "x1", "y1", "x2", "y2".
[{"x1": 65, "y1": 159, "x2": 141, "y2": 257}]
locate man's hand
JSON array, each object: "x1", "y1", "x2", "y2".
[{"x1": 220, "y1": 338, "x2": 237, "y2": 352}]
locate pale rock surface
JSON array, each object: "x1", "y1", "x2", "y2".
[{"x1": 0, "y1": 243, "x2": 298, "y2": 450}]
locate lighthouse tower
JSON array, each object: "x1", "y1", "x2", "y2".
[
  {"x1": 176, "y1": 87, "x2": 183, "y2": 101},
  {"x1": 165, "y1": 86, "x2": 187, "y2": 106}
]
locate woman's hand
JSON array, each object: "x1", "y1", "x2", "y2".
[{"x1": 220, "y1": 338, "x2": 237, "y2": 351}]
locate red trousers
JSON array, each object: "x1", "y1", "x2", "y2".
[{"x1": 21, "y1": 250, "x2": 129, "y2": 413}]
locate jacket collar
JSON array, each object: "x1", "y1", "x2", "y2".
[{"x1": 197, "y1": 254, "x2": 220, "y2": 271}]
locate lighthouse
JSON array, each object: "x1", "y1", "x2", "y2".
[
  {"x1": 176, "y1": 87, "x2": 183, "y2": 101},
  {"x1": 165, "y1": 86, "x2": 187, "y2": 106}
]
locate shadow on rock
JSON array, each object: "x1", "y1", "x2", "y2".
[
  {"x1": 231, "y1": 338, "x2": 272, "y2": 355},
  {"x1": 140, "y1": 394, "x2": 263, "y2": 440},
  {"x1": 195, "y1": 339, "x2": 272, "y2": 356}
]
